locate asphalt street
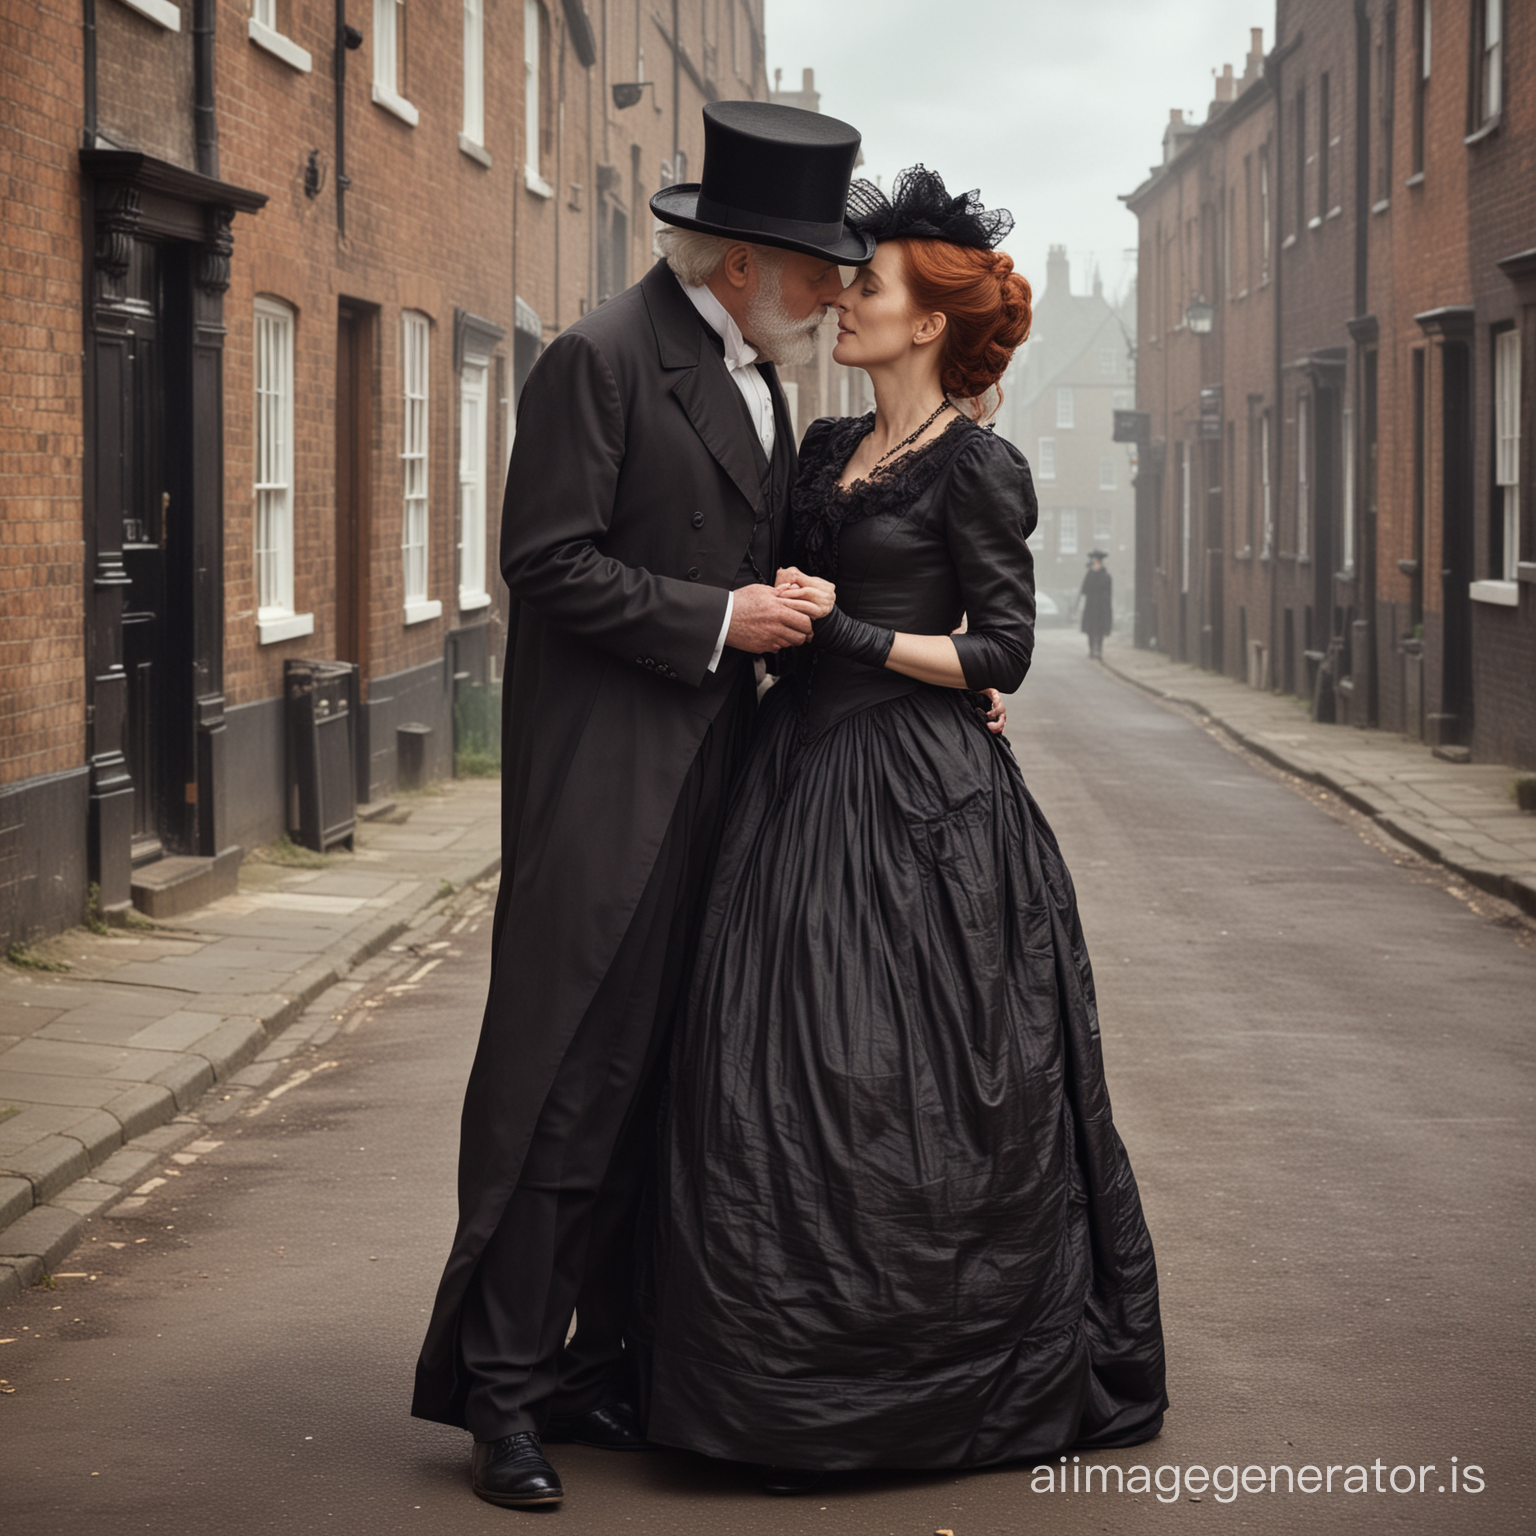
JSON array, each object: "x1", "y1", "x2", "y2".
[{"x1": 2, "y1": 626, "x2": 1532, "y2": 1535}]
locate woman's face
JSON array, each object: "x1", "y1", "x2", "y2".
[{"x1": 832, "y1": 242, "x2": 943, "y2": 372}]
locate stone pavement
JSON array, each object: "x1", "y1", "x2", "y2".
[
  {"x1": 1096, "y1": 636, "x2": 1536, "y2": 919},
  {"x1": 0, "y1": 778, "x2": 502, "y2": 1301}
]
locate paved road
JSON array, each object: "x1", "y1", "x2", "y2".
[{"x1": 3, "y1": 628, "x2": 1532, "y2": 1535}]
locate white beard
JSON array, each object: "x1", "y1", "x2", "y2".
[{"x1": 743, "y1": 265, "x2": 823, "y2": 367}]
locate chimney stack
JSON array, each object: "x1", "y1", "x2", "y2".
[{"x1": 1045, "y1": 244, "x2": 1071, "y2": 298}]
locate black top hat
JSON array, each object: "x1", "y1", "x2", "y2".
[
  {"x1": 1088, "y1": 549, "x2": 1109, "y2": 561},
  {"x1": 651, "y1": 101, "x2": 875, "y2": 266}
]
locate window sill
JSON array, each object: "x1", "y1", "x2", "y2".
[
  {"x1": 1234, "y1": 547, "x2": 1253, "y2": 562},
  {"x1": 1307, "y1": 215, "x2": 1323, "y2": 231},
  {"x1": 1281, "y1": 233, "x2": 1297, "y2": 251},
  {"x1": 404, "y1": 598, "x2": 443, "y2": 625},
  {"x1": 248, "y1": 16, "x2": 312, "y2": 72},
  {"x1": 1469, "y1": 578, "x2": 1518, "y2": 607},
  {"x1": 1518, "y1": 561, "x2": 1536, "y2": 586},
  {"x1": 459, "y1": 134, "x2": 492, "y2": 168},
  {"x1": 1372, "y1": 197, "x2": 1391, "y2": 215},
  {"x1": 524, "y1": 166, "x2": 554, "y2": 198},
  {"x1": 1325, "y1": 205, "x2": 1342, "y2": 221},
  {"x1": 373, "y1": 83, "x2": 420, "y2": 127},
  {"x1": 257, "y1": 611, "x2": 316, "y2": 645},
  {"x1": 115, "y1": 0, "x2": 180, "y2": 30},
  {"x1": 1404, "y1": 171, "x2": 1425, "y2": 189},
  {"x1": 459, "y1": 588, "x2": 492, "y2": 611},
  {"x1": 1464, "y1": 116, "x2": 1501, "y2": 148}
]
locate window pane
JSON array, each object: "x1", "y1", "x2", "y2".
[
  {"x1": 463, "y1": 0, "x2": 484, "y2": 142},
  {"x1": 1059, "y1": 509, "x2": 1078, "y2": 555},
  {"x1": 402, "y1": 313, "x2": 430, "y2": 605},
  {"x1": 254, "y1": 302, "x2": 294, "y2": 617},
  {"x1": 373, "y1": 0, "x2": 395, "y2": 92}
]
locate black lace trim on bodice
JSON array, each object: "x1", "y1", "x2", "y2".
[{"x1": 791, "y1": 412, "x2": 982, "y2": 580}]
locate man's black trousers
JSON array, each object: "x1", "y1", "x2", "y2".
[{"x1": 456, "y1": 672, "x2": 755, "y2": 1442}]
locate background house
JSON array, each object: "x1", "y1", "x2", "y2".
[{"x1": 995, "y1": 246, "x2": 1138, "y2": 625}]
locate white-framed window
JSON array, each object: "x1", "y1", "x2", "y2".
[
  {"x1": 1099, "y1": 454, "x2": 1117, "y2": 491},
  {"x1": 462, "y1": 0, "x2": 484, "y2": 146},
  {"x1": 1478, "y1": 0, "x2": 1503, "y2": 123},
  {"x1": 1059, "y1": 509, "x2": 1079, "y2": 556},
  {"x1": 249, "y1": 0, "x2": 312, "y2": 71},
  {"x1": 459, "y1": 357, "x2": 491, "y2": 610},
  {"x1": 1296, "y1": 393, "x2": 1311, "y2": 559},
  {"x1": 1259, "y1": 141, "x2": 1272, "y2": 284},
  {"x1": 1260, "y1": 410, "x2": 1273, "y2": 557},
  {"x1": 254, "y1": 299, "x2": 313, "y2": 644},
  {"x1": 1038, "y1": 436, "x2": 1056, "y2": 480},
  {"x1": 373, "y1": 0, "x2": 419, "y2": 125},
  {"x1": 524, "y1": 0, "x2": 553, "y2": 196},
  {"x1": 1056, "y1": 387, "x2": 1075, "y2": 429},
  {"x1": 1180, "y1": 440, "x2": 1192, "y2": 593},
  {"x1": 1495, "y1": 327, "x2": 1520, "y2": 580},
  {"x1": 1094, "y1": 509, "x2": 1114, "y2": 546},
  {"x1": 1099, "y1": 347, "x2": 1117, "y2": 377},
  {"x1": 401, "y1": 311, "x2": 441, "y2": 624}
]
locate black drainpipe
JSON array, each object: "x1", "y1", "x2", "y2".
[
  {"x1": 83, "y1": 0, "x2": 97, "y2": 142},
  {"x1": 193, "y1": 0, "x2": 217, "y2": 177}
]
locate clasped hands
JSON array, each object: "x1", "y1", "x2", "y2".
[
  {"x1": 726, "y1": 568, "x2": 1007, "y2": 736},
  {"x1": 725, "y1": 567, "x2": 836, "y2": 653}
]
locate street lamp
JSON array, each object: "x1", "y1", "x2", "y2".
[
  {"x1": 1185, "y1": 296, "x2": 1215, "y2": 334},
  {"x1": 611, "y1": 80, "x2": 655, "y2": 110}
]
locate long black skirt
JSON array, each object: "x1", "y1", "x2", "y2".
[{"x1": 637, "y1": 680, "x2": 1167, "y2": 1470}]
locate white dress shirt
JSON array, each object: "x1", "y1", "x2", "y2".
[{"x1": 679, "y1": 278, "x2": 779, "y2": 670}]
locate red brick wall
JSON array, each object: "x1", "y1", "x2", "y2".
[
  {"x1": 0, "y1": 0, "x2": 84, "y2": 786},
  {"x1": 216, "y1": 0, "x2": 765, "y2": 710}
]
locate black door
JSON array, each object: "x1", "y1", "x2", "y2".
[{"x1": 117, "y1": 240, "x2": 192, "y2": 855}]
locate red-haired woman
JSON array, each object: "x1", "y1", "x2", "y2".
[{"x1": 639, "y1": 170, "x2": 1167, "y2": 1487}]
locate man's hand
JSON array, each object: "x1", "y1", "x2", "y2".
[
  {"x1": 726, "y1": 584, "x2": 815, "y2": 653},
  {"x1": 774, "y1": 566, "x2": 837, "y2": 620}
]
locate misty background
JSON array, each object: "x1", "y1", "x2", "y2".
[{"x1": 767, "y1": 0, "x2": 1259, "y2": 302}]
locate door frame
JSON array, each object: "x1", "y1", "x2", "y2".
[{"x1": 81, "y1": 149, "x2": 266, "y2": 906}]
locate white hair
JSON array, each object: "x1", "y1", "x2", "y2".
[{"x1": 653, "y1": 225, "x2": 786, "y2": 287}]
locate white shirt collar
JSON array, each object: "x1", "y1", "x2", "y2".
[{"x1": 679, "y1": 278, "x2": 761, "y2": 373}]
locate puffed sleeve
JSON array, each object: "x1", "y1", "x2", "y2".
[{"x1": 944, "y1": 432, "x2": 1038, "y2": 694}]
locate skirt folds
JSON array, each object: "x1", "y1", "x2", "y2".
[{"x1": 637, "y1": 681, "x2": 1167, "y2": 1469}]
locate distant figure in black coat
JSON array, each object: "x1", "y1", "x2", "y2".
[{"x1": 1076, "y1": 550, "x2": 1112, "y2": 659}]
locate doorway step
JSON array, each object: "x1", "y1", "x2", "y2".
[{"x1": 130, "y1": 848, "x2": 242, "y2": 919}]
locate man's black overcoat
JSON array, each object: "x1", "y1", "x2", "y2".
[{"x1": 412, "y1": 260, "x2": 794, "y2": 1428}]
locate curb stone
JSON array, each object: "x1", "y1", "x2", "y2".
[
  {"x1": 0, "y1": 845, "x2": 502, "y2": 1299},
  {"x1": 1099, "y1": 652, "x2": 1536, "y2": 921}
]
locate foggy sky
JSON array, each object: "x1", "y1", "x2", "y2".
[{"x1": 766, "y1": 0, "x2": 1265, "y2": 305}]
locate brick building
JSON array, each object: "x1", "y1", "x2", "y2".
[
  {"x1": 995, "y1": 246, "x2": 1137, "y2": 626},
  {"x1": 0, "y1": 0, "x2": 771, "y2": 950},
  {"x1": 1125, "y1": 3, "x2": 1534, "y2": 767}
]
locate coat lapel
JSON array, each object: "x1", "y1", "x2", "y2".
[{"x1": 642, "y1": 261, "x2": 768, "y2": 511}]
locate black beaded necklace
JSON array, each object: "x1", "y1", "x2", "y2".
[{"x1": 868, "y1": 398, "x2": 957, "y2": 476}]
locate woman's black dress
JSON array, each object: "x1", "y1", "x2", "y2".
[{"x1": 638, "y1": 414, "x2": 1167, "y2": 1470}]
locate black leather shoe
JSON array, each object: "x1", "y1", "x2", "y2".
[
  {"x1": 543, "y1": 1400, "x2": 649, "y2": 1451},
  {"x1": 471, "y1": 1433, "x2": 564, "y2": 1509},
  {"x1": 760, "y1": 1466, "x2": 827, "y2": 1496}
]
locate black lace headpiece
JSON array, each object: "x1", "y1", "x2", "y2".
[{"x1": 845, "y1": 165, "x2": 1014, "y2": 250}]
